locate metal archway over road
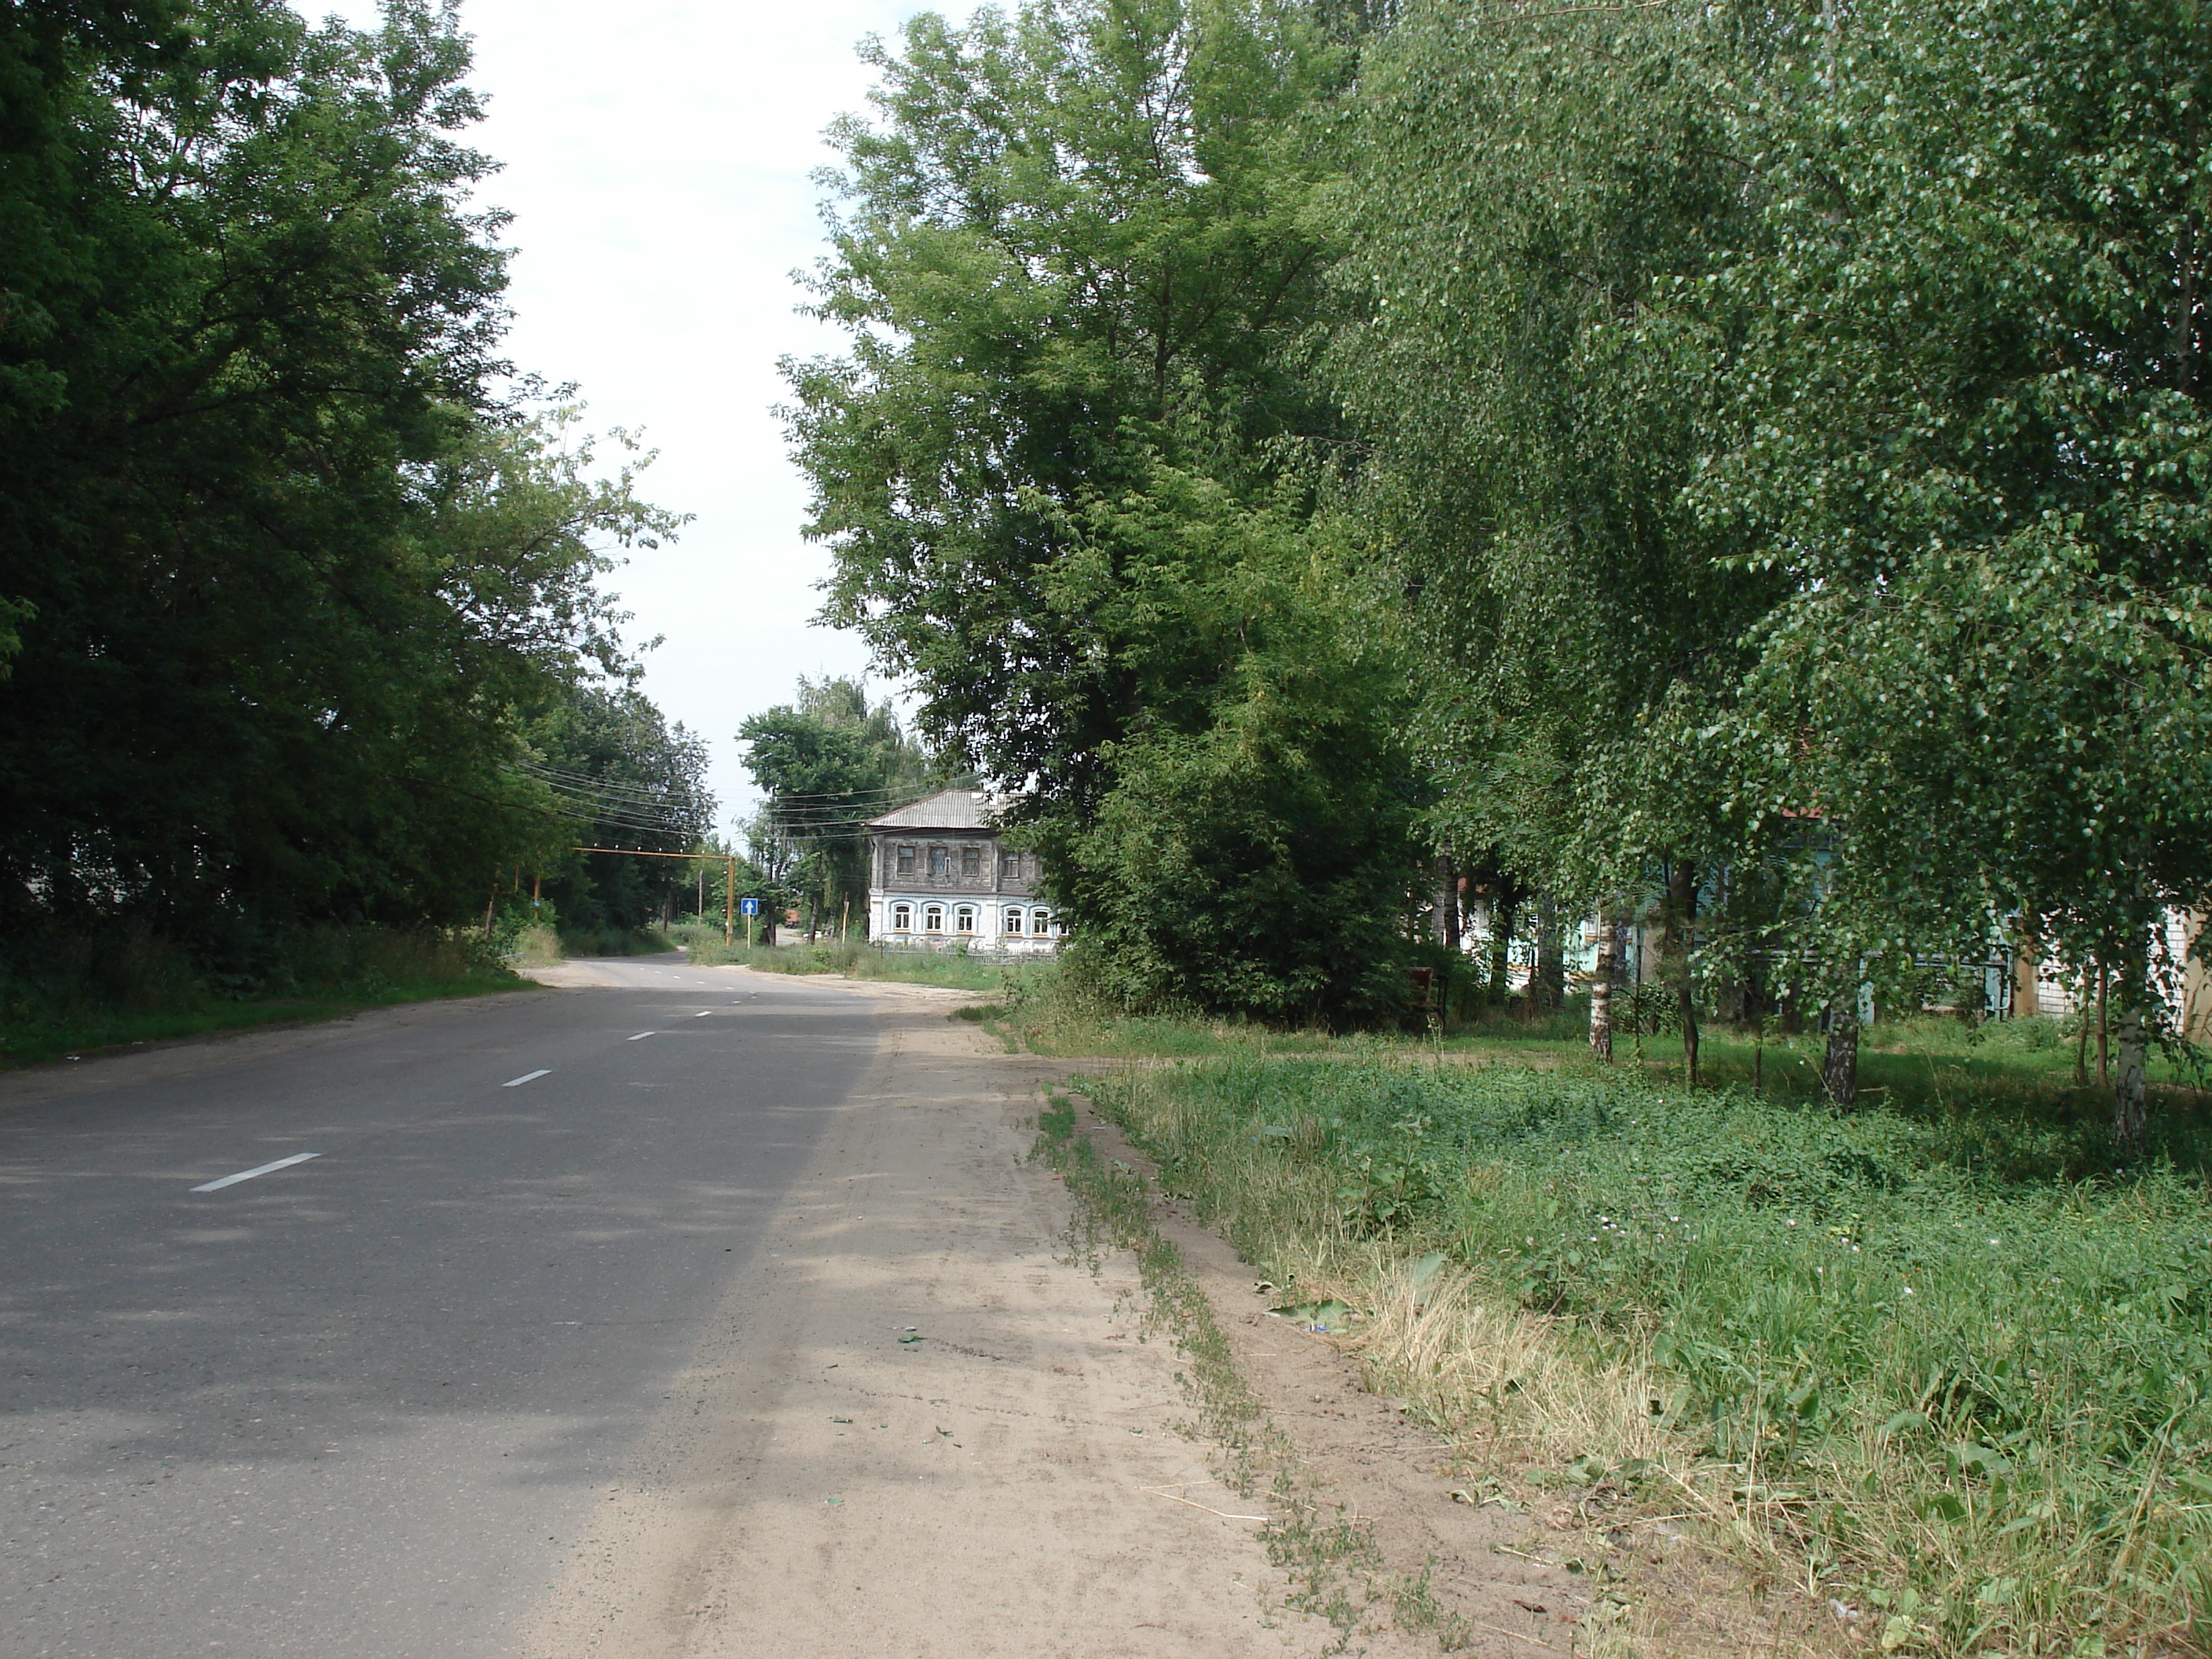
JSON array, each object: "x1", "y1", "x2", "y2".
[{"x1": 571, "y1": 844, "x2": 738, "y2": 944}]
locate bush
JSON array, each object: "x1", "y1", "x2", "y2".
[{"x1": 0, "y1": 921, "x2": 519, "y2": 1065}]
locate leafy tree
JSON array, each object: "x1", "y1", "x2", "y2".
[
  {"x1": 787, "y1": 0, "x2": 1348, "y2": 783},
  {"x1": 1693, "y1": 0, "x2": 2212, "y2": 1145},
  {"x1": 525, "y1": 679, "x2": 716, "y2": 936},
  {"x1": 1322, "y1": 0, "x2": 1780, "y2": 1067},
  {"x1": 739, "y1": 676, "x2": 935, "y2": 938},
  {"x1": 0, "y1": 3, "x2": 679, "y2": 965},
  {"x1": 1045, "y1": 477, "x2": 1420, "y2": 1019},
  {"x1": 789, "y1": 0, "x2": 1432, "y2": 1013}
]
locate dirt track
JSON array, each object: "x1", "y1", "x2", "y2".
[{"x1": 518, "y1": 973, "x2": 1588, "y2": 1657}]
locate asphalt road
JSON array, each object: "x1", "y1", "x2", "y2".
[{"x1": 0, "y1": 957, "x2": 879, "y2": 1658}]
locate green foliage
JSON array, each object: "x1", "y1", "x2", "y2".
[
  {"x1": 1686, "y1": 0, "x2": 2212, "y2": 1016},
  {"x1": 1090, "y1": 1053, "x2": 2212, "y2": 1650},
  {"x1": 786, "y1": 0, "x2": 1427, "y2": 1016},
  {"x1": 739, "y1": 675, "x2": 934, "y2": 936},
  {"x1": 0, "y1": 919, "x2": 520, "y2": 1068},
  {"x1": 526, "y1": 678, "x2": 718, "y2": 933},
  {"x1": 679, "y1": 930, "x2": 1027, "y2": 993},
  {"x1": 0, "y1": 4, "x2": 677, "y2": 946},
  {"x1": 1324, "y1": 0, "x2": 1773, "y2": 899},
  {"x1": 1038, "y1": 460, "x2": 1423, "y2": 1021},
  {"x1": 793, "y1": 0, "x2": 1345, "y2": 793}
]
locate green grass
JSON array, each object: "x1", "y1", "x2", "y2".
[
  {"x1": 1002, "y1": 969, "x2": 2210, "y2": 1128},
  {"x1": 1029, "y1": 1090, "x2": 1453, "y2": 1649},
  {"x1": 0, "y1": 926, "x2": 528, "y2": 1069},
  {"x1": 1080, "y1": 1052, "x2": 2212, "y2": 1656},
  {"x1": 675, "y1": 927, "x2": 1045, "y2": 994}
]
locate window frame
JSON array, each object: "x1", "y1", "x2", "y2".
[
  {"x1": 954, "y1": 904, "x2": 977, "y2": 935},
  {"x1": 923, "y1": 903, "x2": 945, "y2": 933},
  {"x1": 891, "y1": 903, "x2": 913, "y2": 932},
  {"x1": 895, "y1": 844, "x2": 915, "y2": 875},
  {"x1": 1004, "y1": 907, "x2": 1024, "y2": 935}
]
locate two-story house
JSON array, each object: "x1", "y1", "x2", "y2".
[{"x1": 866, "y1": 788, "x2": 1062, "y2": 951}]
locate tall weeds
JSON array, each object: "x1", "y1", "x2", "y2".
[{"x1": 1086, "y1": 1055, "x2": 2212, "y2": 1655}]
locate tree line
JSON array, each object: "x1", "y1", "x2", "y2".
[
  {"x1": 786, "y1": 0, "x2": 2212, "y2": 1146},
  {"x1": 0, "y1": 1, "x2": 713, "y2": 982}
]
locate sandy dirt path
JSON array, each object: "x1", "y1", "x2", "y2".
[{"x1": 517, "y1": 976, "x2": 1348, "y2": 1658}]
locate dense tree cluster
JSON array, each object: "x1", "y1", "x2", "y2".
[
  {"x1": 738, "y1": 676, "x2": 937, "y2": 939},
  {"x1": 0, "y1": 2, "x2": 695, "y2": 972},
  {"x1": 790, "y1": 0, "x2": 2212, "y2": 1140}
]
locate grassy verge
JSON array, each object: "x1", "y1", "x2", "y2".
[
  {"x1": 1077, "y1": 1050, "x2": 2212, "y2": 1656},
  {"x1": 998, "y1": 965, "x2": 2210, "y2": 1126},
  {"x1": 1029, "y1": 1091, "x2": 1466, "y2": 1651},
  {"x1": 0, "y1": 926, "x2": 527, "y2": 1069},
  {"x1": 676, "y1": 928, "x2": 1044, "y2": 994}
]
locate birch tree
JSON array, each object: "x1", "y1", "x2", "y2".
[{"x1": 1697, "y1": 0, "x2": 2212, "y2": 1149}]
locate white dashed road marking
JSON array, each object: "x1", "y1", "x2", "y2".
[
  {"x1": 192, "y1": 1152, "x2": 320, "y2": 1193},
  {"x1": 504, "y1": 1069, "x2": 551, "y2": 1087}
]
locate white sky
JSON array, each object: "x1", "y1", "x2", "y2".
[{"x1": 324, "y1": 0, "x2": 928, "y2": 830}]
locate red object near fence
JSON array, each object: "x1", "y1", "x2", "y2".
[{"x1": 1408, "y1": 967, "x2": 1435, "y2": 1011}]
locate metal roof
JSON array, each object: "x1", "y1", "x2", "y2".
[{"x1": 866, "y1": 788, "x2": 1001, "y2": 832}]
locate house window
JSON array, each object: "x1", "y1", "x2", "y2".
[
  {"x1": 1033, "y1": 908, "x2": 1052, "y2": 936},
  {"x1": 923, "y1": 904, "x2": 944, "y2": 932},
  {"x1": 961, "y1": 845, "x2": 980, "y2": 877},
  {"x1": 891, "y1": 903, "x2": 912, "y2": 932},
  {"x1": 928, "y1": 846, "x2": 947, "y2": 877},
  {"x1": 895, "y1": 844, "x2": 914, "y2": 875},
  {"x1": 1004, "y1": 907, "x2": 1024, "y2": 934},
  {"x1": 954, "y1": 905, "x2": 977, "y2": 935}
]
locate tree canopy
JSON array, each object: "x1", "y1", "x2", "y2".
[
  {"x1": 0, "y1": 1, "x2": 686, "y2": 962},
  {"x1": 789, "y1": 0, "x2": 2212, "y2": 1136}
]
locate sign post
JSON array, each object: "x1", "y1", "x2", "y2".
[{"x1": 740, "y1": 895, "x2": 760, "y2": 948}]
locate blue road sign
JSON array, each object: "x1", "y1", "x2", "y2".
[{"x1": 740, "y1": 898, "x2": 761, "y2": 917}]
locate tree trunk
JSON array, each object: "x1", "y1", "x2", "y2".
[
  {"x1": 1666, "y1": 861, "x2": 1700, "y2": 1086},
  {"x1": 2111, "y1": 944, "x2": 2150, "y2": 1159},
  {"x1": 2185, "y1": 910, "x2": 2212, "y2": 1044},
  {"x1": 1588, "y1": 908, "x2": 1619, "y2": 1064},
  {"x1": 1489, "y1": 893, "x2": 1518, "y2": 1004},
  {"x1": 2012, "y1": 917, "x2": 2042, "y2": 1019},
  {"x1": 2096, "y1": 962, "x2": 2110, "y2": 1086},
  {"x1": 2114, "y1": 1002, "x2": 2148, "y2": 1158},
  {"x1": 1433, "y1": 855, "x2": 1459, "y2": 951},
  {"x1": 1821, "y1": 1006, "x2": 1859, "y2": 1107},
  {"x1": 1534, "y1": 897, "x2": 1565, "y2": 1013}
]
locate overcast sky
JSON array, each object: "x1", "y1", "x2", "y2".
[{"x1": 325, "y1": 0, "x2": 928, "y2": 831}]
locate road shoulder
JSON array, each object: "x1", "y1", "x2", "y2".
[{"x1": 518, "y1": 984, "x2": 1350, "y2": 1658}]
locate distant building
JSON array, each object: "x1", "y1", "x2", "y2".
[{"x1": 866, "y1": 788, "x2": 1063, "y2": 952}]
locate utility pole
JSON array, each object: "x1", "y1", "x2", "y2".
[{"x1": 723, "y1": 855, "x2": 735, "y2": 947}]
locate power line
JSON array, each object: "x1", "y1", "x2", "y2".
[
  {"x1": 516, "y1": 763, "x2": 708, "y2": 808},
  {"x1": 519, "y1": 771, "x2": 705, "y2": 820}
]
